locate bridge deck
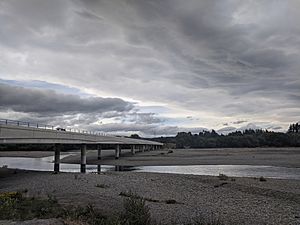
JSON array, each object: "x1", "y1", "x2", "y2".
[
  {"x1": 0, "y1": 124, "x2": 162, "y2": 146},
  {"x1": 0, "y1": 124, "x2": 163, "y2": 173}
]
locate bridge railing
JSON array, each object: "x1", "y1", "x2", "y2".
[{"x1": 0, "y1": 119, "x2": 109, "y2": 136}]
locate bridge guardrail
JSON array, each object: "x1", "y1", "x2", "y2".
[{"x1": 0, "y1": 119, "x2": 109, "y2": 137}]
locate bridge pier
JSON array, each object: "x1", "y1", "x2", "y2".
[
  {"x1": 115, "y1": 144, "x2": 120, "y2": 159},
  {"x1": 81, "y1": 144, "x2": 87, "y2": 173},
  {"x1": 97, "y1": 145, "x2": 102, "y2": 160},
  {"x1": 97, "y1": 165, "x2": 101, "y2": 174},
  {"x1": 131, "y1": 145, "x2": 136, "y2": 155},
  {"x1": 54, "y1": 144, "x2": 60, "y2": 172}
]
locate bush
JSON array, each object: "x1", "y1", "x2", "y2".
[
  {"x1": 122, "y1": 192, "x2": 152, "y2": 225},
  {"x1": 0, "y1": 192, "x2": 61, "y2": 220},
  {"x1": 259, "y1": 176, "x2": 267, "y2": 182}
]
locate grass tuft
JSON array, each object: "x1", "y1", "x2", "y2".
[{"x1": 121, "y1": 191, "x2": 152, "y2": 225}]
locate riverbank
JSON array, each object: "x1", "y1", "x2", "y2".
[
  {"x1": 1, "y1": 148, "x2": 300, "y2": 168},
  {"x1": 0, "y1": 168, "x2": 300, "y2": 225},
  {"x1": 61, "y1": 147, "x2": 300, "y2": 168}
]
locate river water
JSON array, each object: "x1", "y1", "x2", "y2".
[{"x1": 1, "y1": 156, "x2": 300, "y2": 180}]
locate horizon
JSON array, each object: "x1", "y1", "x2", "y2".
[{"x1": 1, "y1": 0, "x2": 300, "y2": 137}]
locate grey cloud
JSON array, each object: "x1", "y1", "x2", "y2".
[
  {"x1": 233, "y1": 120, "x2": 247, "y2": 125},
  {"x1": 0, "y1": 84, "x2": 133, "y2": 115},
  {"x1": 92, "y1": 123, "x2": 207, "y2": 137},
  {"x1": 0, "y1": 0, "x2": 299, "y2": 133},
  {"x1": 127, "y1": 113, "x2": 163, "y2": 124},
  {"x1": 217, "y1": 126, "x2": 237, "y2": 135}
]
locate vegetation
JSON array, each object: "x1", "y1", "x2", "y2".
[
  {"x1": 259, "y1": 176, "x2": 267, "y2": 182},
  {"x1": 0, "y1": 191, "x2": 225, "y2": 225},
  {"x1": 150, "y1": 126, "x2": 300, "y2": 148},
  {"x1": 121, "y1": 192, "x2": 152, "y2": 225},
  {"x1": 288, "y1": 123, "x2": 300, "y2": 133},
  {"x1": 0, "y1": 192, "x2": 61, "y2": 220}
]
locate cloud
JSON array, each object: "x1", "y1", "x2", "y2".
[
  {"x1": 91, "y1": 123, "x2": 208, "y2": 137},
  {"x1": 0, "y1": 83, "x2": 133, "y2": 115},
  {"x1": 232, "y1": 120, "x2": 247, "y2": 124},
  {"x1": 0, "y1": 0, "x2": 299, "y2": 134}
]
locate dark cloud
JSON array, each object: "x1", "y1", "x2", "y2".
[{"x1": 0, "y1": 83, "x2": 133, "y2": 115}]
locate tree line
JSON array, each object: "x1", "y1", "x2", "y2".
[{"x1": 148, "y1": 123, "x2": 300, "y2": 148}]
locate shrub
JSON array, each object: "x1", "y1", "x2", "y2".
[
  {"x1": 259, "y1": 176, "x2": 267, "y2": 182},
  {"x1": 122, "y1": 192, "x2": 152, "y2": 225}
]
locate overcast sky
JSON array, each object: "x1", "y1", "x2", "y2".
[{"x1": 0, "y1": 0, "x2": 299, "y2": 136}]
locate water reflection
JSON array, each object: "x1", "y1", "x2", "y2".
[{"x1": 1, "y1": 156, "x2": 300, "y2": 180}]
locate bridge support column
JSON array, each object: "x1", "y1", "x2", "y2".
[
  {"x1": 81, "y1": 144, "x2": 87, "y2": 173},
  {"x1": 97, "y1": 145, "x2": 102, "y2": 160},
  {"x1": 97, "y1": 165, "x2": 101, "y2": 174},
  {"x1": 131, "y1": 145, "x2": 135, "y2": 155},
  {"x1": 54, "y1": 144, "x2": 60, "y2": 172},
  {"x1": 115, "y1": 144, "x2": 120, "y2": 159}
]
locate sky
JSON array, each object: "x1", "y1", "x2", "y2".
[{"x1": 0, "y1": 0, "x2": 299, "y2": 136}]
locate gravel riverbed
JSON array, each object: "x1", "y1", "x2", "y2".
[{"x1": 1, "y1": 169, "x2": 300, "y2": 225}]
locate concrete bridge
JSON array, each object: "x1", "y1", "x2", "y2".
[{"x1": 0, "y1": 120, "x2": 163, "y2": 173}]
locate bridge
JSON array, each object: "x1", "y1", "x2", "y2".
[{"x1": 0, "y1": 119, "x2": 163, "y2": 173}]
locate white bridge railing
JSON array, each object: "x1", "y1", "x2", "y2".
[{"x1": 0, "y1": 119, "x2": 109, "y2": 137}]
